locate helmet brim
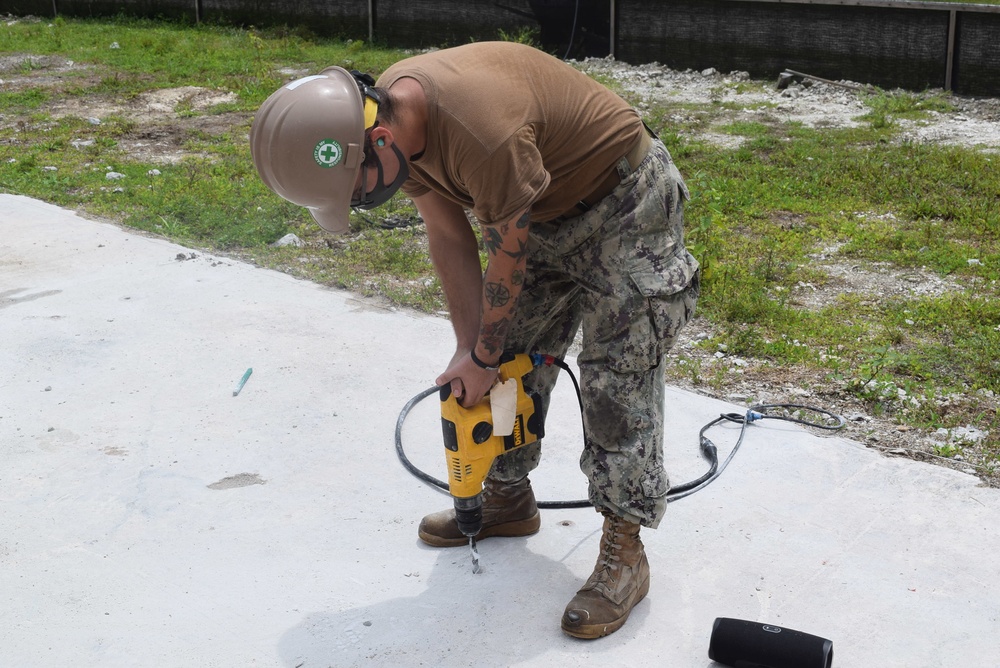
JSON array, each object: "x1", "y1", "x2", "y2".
[{"x1": 308, "y1": 206, "x2": 350, "y2": 235}]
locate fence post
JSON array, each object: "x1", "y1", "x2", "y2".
[
  {"x1": 944, "y1": 9, "x2": 956, "y2": 91},
  {"x1": 609, "y1": 0, "x2": 616, "y2": 58},
  {"x1": 369, "y1": 0, "x2": 375, "y2": 43}
]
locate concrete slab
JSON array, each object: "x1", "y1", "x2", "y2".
[{"x1": 1, "y1": 194, "x2": 998, "y2": 667}]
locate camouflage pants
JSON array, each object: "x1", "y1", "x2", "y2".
[{"x1": 489, "y1": 139, "x2": 701, "y2": 529}]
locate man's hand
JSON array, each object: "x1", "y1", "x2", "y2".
[{"x1": 436, "y1": 350, "x2": 499, "y2": 407}]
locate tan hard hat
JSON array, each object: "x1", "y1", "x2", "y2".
[{"x1": 250, "y1": 67, "x2": 376, "y2": 234}]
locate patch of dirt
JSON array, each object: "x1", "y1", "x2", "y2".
[
  {"x1": 47, "y1": 85, "x2": 239, "y2": 122},
  {"x1": 0, "y1": 51, "x2": 246, "y2": 164},
  {"x1": 788, "y1": 240, "x2": 966, "y2": 311},
  {"x1": 579, "y1": 58, "x2": 1000, "y2": 152},
  {"x1": 48, "y1": 86, "x2": 244, "y2": 164},
  {"x1": 0, "y1": 53, "x2": 90, "y2": 87}
]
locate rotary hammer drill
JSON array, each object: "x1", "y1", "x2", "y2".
[{"x1": 439, "y1": 352, "x2": 545, "y2": 539}]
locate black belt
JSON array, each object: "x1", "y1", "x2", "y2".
[{"x1": 555, "y1": 129, "x2": 654, "y2": 221}]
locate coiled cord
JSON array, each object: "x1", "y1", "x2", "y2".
[{"x1": 395, "y1": 358, "x2": 845, "y2": 507}]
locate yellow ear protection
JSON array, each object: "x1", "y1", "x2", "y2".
[
  {"x1": 363, "y1": 97, "x2": 379, "y2": 130},
  {"x1": 351, "y1": 70, "x2": 381, "y2": 131}
]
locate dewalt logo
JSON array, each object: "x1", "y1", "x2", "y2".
[{"x1": 505, "y1": 415, "x2": 526, "y2": 451}]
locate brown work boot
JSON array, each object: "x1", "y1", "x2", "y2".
[
  {"x1": 417, "y1": 477, "x2": 541, "y2": 547},
  {"x1": 561, "y1": 512, "x2": 650, "y2": 639}
]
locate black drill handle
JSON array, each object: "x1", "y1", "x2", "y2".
[{"x1": 709, "y1": 617, "x2": 833, "y2": 668}]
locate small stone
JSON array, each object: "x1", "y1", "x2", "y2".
[
  {"x1": 272, "y1": 233, "x2": 304, "y2": 248},
  {"x1": 106, "y1": 172, "x2": 125, "y2": 180}
]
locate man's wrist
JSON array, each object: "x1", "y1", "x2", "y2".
[{"x1": 470, "y1": 348, "x2": 500, "y2": 371}]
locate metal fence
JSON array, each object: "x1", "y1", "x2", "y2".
[{"x1": 3, "y1": 0, "x2": 998, "y2": 95}]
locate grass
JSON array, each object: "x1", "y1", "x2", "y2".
[
  {"x1": 678, "y1": 126, "x2": 1000, "y2": 401},
  {"x1": 1, "y1": 16, "x2": 998, "y2": 479}
]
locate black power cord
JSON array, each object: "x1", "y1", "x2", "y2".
[
  {"x1": 395, "y1": 358, "x2": 845, "y2": 507},
  {"x1": 665, "y1": 403, "x2": 845, "y2": 502}
]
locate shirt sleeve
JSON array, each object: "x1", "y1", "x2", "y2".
[
  {"x1": 467, "y1": 125, "x2": 550, "y2": 226},
  {"x1": 401, "y1": 179, "x2": 430, "y2": 199}
]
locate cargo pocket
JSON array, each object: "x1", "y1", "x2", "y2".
[{"x1": 628, "y1": 249, "x2": 701, "y2": 358}]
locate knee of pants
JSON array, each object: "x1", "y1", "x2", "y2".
[
  {"x1": 580, "y1": 364, "x2": 665, "y2": 451},
  {"x1": 578, "y1": 365, "x2": 669, "y2": 509}
]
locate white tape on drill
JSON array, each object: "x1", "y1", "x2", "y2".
[{"x1": 490, "y1": 378, "x2": 518, "y2": 436}]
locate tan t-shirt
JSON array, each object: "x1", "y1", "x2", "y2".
[{"x1": 376, "y1": 42, "x2": 643, "y2": 225}]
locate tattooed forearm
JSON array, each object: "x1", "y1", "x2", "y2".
[
  {"x1": 482, "y1": 227, "x2": 502, "y2": 255},
  {"x1": 482, "y1": 225, "x2": 503, "y2": 256},
  {"x1": 485, "y1": 280, "x2": 512, "y2": 308},
  {"x1": 476, "y1": 208, "x2": 531, "y2": 359},
  {"x1": 503, "y1": 237, "x2": 529, "y2": 262},
  {"x1": 481, "y1": 317, "x2": 511, "y2": 356}
]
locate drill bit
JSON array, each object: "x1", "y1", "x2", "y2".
[{"x1": 469, "y1": 536, "x2": 482, "y2": 574}]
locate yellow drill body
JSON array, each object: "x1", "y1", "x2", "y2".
[{"x1": 439, "y1": 353, "x2": 544, "y2": 537}]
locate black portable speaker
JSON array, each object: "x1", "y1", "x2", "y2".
[{"x1": 708, "y1": 617, "x2": 833, "y2": 668}]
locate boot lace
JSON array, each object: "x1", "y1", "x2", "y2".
[{"x1": 592, "y1": 517, "x2": 625, "y2": 580}]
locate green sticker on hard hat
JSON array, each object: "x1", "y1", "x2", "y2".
[{"x1": 313, "y1": 139, "x2": 343, "y2": 168}]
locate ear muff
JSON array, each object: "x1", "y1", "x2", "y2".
[
  {"x1": 363, "y1": 97, "x2": 379, "y2": 130},
  {"x1": 348, "y1": 69, "x2": 381, "y2": 130}
]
